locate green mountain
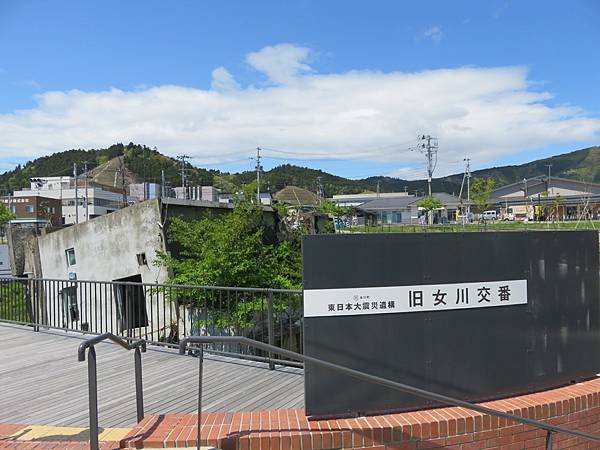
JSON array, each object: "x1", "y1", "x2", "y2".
[
  {"x1": 0, "y1": 143, "x2": 598, "y2": 197},
  {"x1": 0, "y1": 143, "x2": 218, "y2": 193},
  {"x1": 230, "y1": 146, "x2": 600, "y2": 196}
]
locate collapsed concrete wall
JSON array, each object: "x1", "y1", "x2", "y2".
[{"x1": 6, "y1": 226, "x2": 43, "y2": 278}]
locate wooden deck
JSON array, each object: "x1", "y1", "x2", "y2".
[{"x1": 0, "y1": 323, "x2": 304, "y2": 428}]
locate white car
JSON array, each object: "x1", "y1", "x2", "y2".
[{"x1": 482, "y1": 210, "x2": 497, "y2": 221}]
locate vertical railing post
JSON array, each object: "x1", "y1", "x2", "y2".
[
  {"x1": 196, "y1": 345, "x2": 204, "y2": 450},
  {"x1": 545, "y1": 430, "x2": 553, "y2": 450},
  {"x1": 267, "y1": 290, "x2": 275, "y2": 370},
  {"x1": 33, "y1": 280, "x2": 39, "y2": 332},
  {"x1": 88, "y1": 346, "x2": 99, "y2": 450},
  {"x1": 134, "y1": 347, "x2": 144, "y2": 423}
]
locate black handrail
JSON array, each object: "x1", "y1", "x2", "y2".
[
  {"x1": 78, "y1": 333, "x2": 146, "y2": 450},
  {"x1": 78, "y1": 332, "x2": 146, "y2": 361},
  {"x1": 180, "y1": 336, "x2": 600, "y2": 450}
]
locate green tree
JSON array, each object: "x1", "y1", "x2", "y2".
[
  {"x1": 470, "y1": 178, "x2": 496, "y2": 212},
  {"x1": 316, "y1": 199, "x2": 352, "y2": 232},
  {"x1": 0, "y1": 203, "x2": 15, "y2": 224},
  {"x1": 158, "y1": 185, "x2": 302, "y2": 331},
  {"x1": 317, "y1": 199, "x2": 351, "y2": 217},
  {"x1": 160, "y1": 184, "x2": 301, "y2": 289},
  {"x1": 416, "y1": 195, "x2": 443, "y2": 224}
]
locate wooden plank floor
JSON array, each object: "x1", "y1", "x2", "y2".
[{"x1": 0, "y1": 323, "x2": 304, "y2": 428}]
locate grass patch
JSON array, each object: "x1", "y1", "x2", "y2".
[
  {"x1": 346, "y1": 221, "x2": 599, "y2": 233},
  {"x1": 0, "y1": 281, "x2": 30, "y2": 322}
]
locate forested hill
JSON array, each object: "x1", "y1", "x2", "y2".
[
  {"x1": 0, "y1": 143, "x2": 598, "y2": 196},
  {"x1": 0, "y1": 143, "x2": 218, "y2": 193}
]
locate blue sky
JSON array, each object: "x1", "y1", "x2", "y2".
[{"x1": 0, "y1": 0, "x2": 599, "y2": 179}]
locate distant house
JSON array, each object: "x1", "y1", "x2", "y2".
[
  {"x1": 490, "y1": 176, "x2": 600, "y2": 220},
  {"x1": 129, "y1": 182, "x2": 161, "y2": 202},
  {"x1": 1, "y1": 195, "x2": 62, "y2": 227},
  {"x1": 12, "y1": 176, "x2": 124, "y2": 224},
  {"x1": 358, "y1": 193, "x2": 462, "y2": 225},
  {"x1": 173, "y1": 186, "x2": 223, "y2": 202},
  {"x1": 332, "y1": 192, "x2": 411, "y2": 208}
]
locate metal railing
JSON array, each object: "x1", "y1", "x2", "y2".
[
  {"x1": 179, "y1": 336, "x2": 600, "y2": 450},
  {"x1": 78, "y1": 333, "x2": 146, "y2": 450},
  {"x1": 0, "y1": 277, "x2": 303, "y2": 365}
]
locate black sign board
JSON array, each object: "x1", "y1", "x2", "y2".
[{"x1": 302, "y1": 231, "x2": 600, "y2": 417}]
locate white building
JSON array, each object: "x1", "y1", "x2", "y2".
[
  {"x1": 174, "y1": 186, "x2": 222, "y2": 202},
  {"x1": 332, "y1": 191, "x2": 411, "y2": 207},
  {"x1": 129, "y1": 182, "x2": 161, "y2": 202},
  {"x1": 13, "y1": 176, "x2": 124, "y2": 225}
]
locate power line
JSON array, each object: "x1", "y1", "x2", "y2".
[{"x1": 260, "y1": 140, "x2": 417, "y2": 159}]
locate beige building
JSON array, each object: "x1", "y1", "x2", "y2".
[{"x1": 490, "y1": 176, "x2": 600, "y2": 221}]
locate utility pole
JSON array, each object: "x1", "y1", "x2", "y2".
[
  {"x1": 73, "y1": 163, "x2": 79, "y2": 224},
  {"x1": 411, "y1": 135, "x2": 438, "y2": 224},
  {"x1": 118, "y1": 157, "x2": 128, "y2": 207},
  {"x1": 544, "y1": 164, "x2": 552, "y2": 195},
  {"x1": 255, "y1": 147, "x2": 262, "y2": 204},
  {"x1": 315, "y1": 176, "x2": 324, "y2": 199},
  {"x1": 176, "y1": 155, "x2": 190, "y2": 199},
  {"x1": 83, "y1": 161, "x2": 90, "y2": 221},
  {"x1": 161, "y1": 170, "x2": 166, "y2": 198},
  {"x1": 465, "y1": 158, "x2": 471, "y2": 219},
  {"x1": 376, "y1": 180, "x2": 380, "y2": 198}
]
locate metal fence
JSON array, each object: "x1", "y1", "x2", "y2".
[{"x1": 0, "y1": 277, "x2": 303, "y2": 364}]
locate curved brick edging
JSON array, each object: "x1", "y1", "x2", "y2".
[{"x1": 121, "y1": 379, "x2": 600, "y2": 450}]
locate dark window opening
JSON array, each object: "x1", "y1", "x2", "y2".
[
  {"x1": 65, "y1": 248, "x2": 76, "y2": 266},
  {"x1": 136, "y1": 253, "x2": 147, "y2": 266},
  {"x1": 114, "y1": 274, "x2": 148, "y2": 333}
]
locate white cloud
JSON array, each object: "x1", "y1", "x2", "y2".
[
  {"x1": 422, "y1": 26, "x2": 443, "y2": 44},
  {"x1": 0, "y1": 44, "x2": 598, "y2": 178},
  {"x1": 15, "y1": 79, "x2": 42, "y2": 90},
  {"x1": 211, "y1": 67, "x2": 240, "y2": 92},
  {"x1": 246, "y1": 43, "x2": 312, "y2": 84}
]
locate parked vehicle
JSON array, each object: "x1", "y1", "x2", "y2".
[{"x1": 482, "y1": 210, "x2": 497, "y2": 221}]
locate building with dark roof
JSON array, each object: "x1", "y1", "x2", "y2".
[
  {"x1": 357, "y1": 193, "x2": 462, "y2": 225},
  {"x1": 274, "y1": 186, "x2": 320, "y2": 208},
  {"x1": 490, "y1": 176, "x2": 600, "y2": 221}
]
